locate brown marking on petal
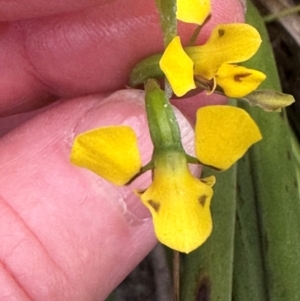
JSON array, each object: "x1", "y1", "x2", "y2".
[
  {"x1": 148, "y1": 200, "x2": 160, "y2": 212},
  {"x1": 198, "y1": 195, "x2": 208, "y2": 207},
  {"x1": 218, "y1": 28, "x2": 225, "y2": 37},
  {"x1": 196, "y1": 275, "x2": 211, "y2": 301},
  {"x1": 234, "y1": 73, "x2": 252, "y2": 82}
]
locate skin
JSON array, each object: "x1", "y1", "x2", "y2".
[{"x1": 0, "y1": 1, "x2": 244, "y2": 300}]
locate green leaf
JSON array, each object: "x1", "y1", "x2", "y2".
[
  {"x1": 234, "y1": 2, "x2": 300, "y2": 301},
  {"x1": 180, "y1": 165, "x2": 237, "y2": 301},
  {"x1": 291, "y1": 130, "x2": 300, "y2": 196},
  {"x1": 233, "y1": 153, "x2": 268, "y2": 301}
]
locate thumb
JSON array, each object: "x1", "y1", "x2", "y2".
[{"x1": 0, "y1": 89, "x2": 195, "y2": 300}]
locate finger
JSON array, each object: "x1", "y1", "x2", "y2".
[
  {"x1": 0, "y1": 104, "x2": 55, "y2": 137},
  {"x1": 0, "y1": 0, "x2": 111, "y2": 21},
  {"x1": 0, "y1": 90, "x2": 196, "y2": 300},
  {"x1": 0, "y1": 0, "x2": 244, "y2": 116}
]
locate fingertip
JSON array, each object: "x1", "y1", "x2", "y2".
[{"x1": 0, "y1": 0, "x2": 112, "y2": 21}]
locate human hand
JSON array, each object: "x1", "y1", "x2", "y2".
[{"x1": 0, "y1": 1, "x2": 244, "y2": 300}]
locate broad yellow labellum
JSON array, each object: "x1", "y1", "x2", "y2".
[
  {"x1": 216, "y1": 64, "x2": 267, "y2": 98},
  {"x1": 70, "y1": 126, "x2": 142, "y2": 185},
  {"x1": 177, "y1": 0, "x2": 211, "y2": 25},
  {"x1": 195, "y1": 106, "x2": 262, "y2": 170},
  {"x1": 159, "y1": 36, "x2": 196, "y2": 97},
  {"x1": 138, "y1": 153, "x2": 214, "y2": 253}
]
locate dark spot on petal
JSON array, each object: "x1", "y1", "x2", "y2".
[
  {"x1": 234, "y1": 73, "x2": 252, "y2": 82},
  {"x1": 196, "y1": 275, "x2": 211, "y2": 301},
  {"x1": 148, "y1": 200, "x2": 160, "y2": 212},
  {"x1": 198, "y1": 195, "x2": 208, "y2": 207},
  {"x1": 218, "y1": 28, "x2": 225, "y2": 37}
]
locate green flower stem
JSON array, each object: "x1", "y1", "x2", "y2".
[
  {"x1": 130, "y1": 0, "x2": 176, "y2": 88},
  {"x1": 155, "y1": 0, "x2": 177, "y2": 46},
  {"x1": 145, "y1": 79, "x2": 184, "y2": 154}
]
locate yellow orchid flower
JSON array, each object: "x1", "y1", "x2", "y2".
[
  {"x1": 137, "y1": 152, "x2": 214, "y2": 254},
  {"x1": 70, "y1": 103, "x2": 262, "y2": 253},
  {"x1": 177, "y1": 0, "x2": 211, "y2": 25},
  {"x1": 159, "y1": 23, "x2": 266, "y2": 97},
  {"x1": 70, "y1": 124, "x2": 215, "y2": 253}
]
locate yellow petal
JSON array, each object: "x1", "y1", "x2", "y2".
[
  {"x1": 138, "y1": 154, "x2": 213, "y2": 253},
  {"x1": 186, "y1": 24, "x2": 262, "y2": 79},
  {"x1": 159, "y1": 36, "x2": 196, "y2": 97},
  {"x1": 177, "y1": 0, "x2": 211, "y2": 25},
  {"x1": 70, "y1": 126, "x2": 142, "y2": 185},
  {"x1": 216, "y1": 64, "x2": 266, "y2": 98},
  {"x1": 195, "y1": 106, "x2": 262, "y2": 170}
]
